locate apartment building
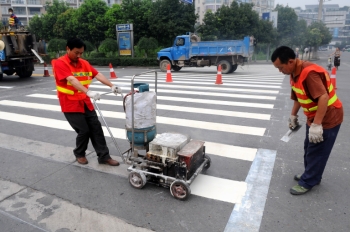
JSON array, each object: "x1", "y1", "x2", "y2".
[{"x1": 0, "y1": 0, "x2": 122, "y2": 26}]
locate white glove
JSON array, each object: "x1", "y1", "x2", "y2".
[
  {"x1": 86, "y1": 90, "x2": 100, "y2": 101},
  {"x1": 309, "y1": 123, "x2": 323, "y2": 143},
  {"x1": 288, "y1": 115, "x2": 299, "y2": 130},
  {"x1": 111, "y1": 85, "x2": 122, "y2": 96}
]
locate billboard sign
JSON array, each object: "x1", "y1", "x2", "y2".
[
  {"x1": 116, "y1": 24, "x2": 134, "y2": 57},
  {"x1": 262, "y1": 12, "x2": 278, "y2": 28}
]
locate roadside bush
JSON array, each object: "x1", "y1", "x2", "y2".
[
  {"x1": 86, "y1": 57, "x2": 158, "y2": 67},
  {"x1": 89, "y1": 51, "x2": 106, "y2": 58}
]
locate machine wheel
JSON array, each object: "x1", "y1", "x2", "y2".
[
  {"x1": 229, "y1": 64, "x2": 238, "y2": 73},
  {"x1": 217, "y1": 60, "x2": 232, "y2": 74},
  {"x1": 170, "y1": 180, "x2": 191, "y2": 200},
  {"x1": 160, "y1": 59, "x2": 171, "y2": 72},
  {"x1": 172, "y1": 65, "x2": 182, "y2": 71},
  {"x1": 128, "y1": 171, "x2": 147, "y2": 189},
  {"x1": 203, "y1": 154, "x2": 211, "y2": 170}
]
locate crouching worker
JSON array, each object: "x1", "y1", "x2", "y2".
[{"x1": 53, "y1": 38, "x2": 122, "y2": 166}]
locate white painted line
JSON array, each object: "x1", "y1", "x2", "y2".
[
  {"x1": 190, "y1": 174, "x2": 247, "y2": 204},
  {"x1": 0, "y1": 181, "x2": 152, "y2": 232},
  {"x1": 204, "y1": 141, "x2": 257, "y2": 161},
  {"x1": 0, "y1": 86, "x2": 13, "y2": 89},
  {"x1": 89, "y1": 87, "x2": 276, "y2": 109},
  {"x1": 224, "y1": 149, "x2": 277, "y2": 232},
  {"x1": 95, "y1": 83, "x2": 280, "y2": 94},
  {"x1": 27, "y1": 94, "x2": 272, "y2": 120},
  {"x1": 111, "y1": 79, "x2": 281, "y2": 89},
  {"x1": 0, "y1": 101, "x2": 266, "y2": 136},
  {"x1": 0, "y1": 111, "x2": 263, "y2": 159},
  {"x1": 138, "y1": 73, "x2": 284, "y2": 80}
]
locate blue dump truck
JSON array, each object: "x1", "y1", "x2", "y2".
[{"x1": 157, "y1": 33, "x2": 254, "y2": 74}]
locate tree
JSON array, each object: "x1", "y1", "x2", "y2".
[
  {"x1": 197, "y1": 11, "x2": 219, "y2": 41},
  {"x1": 99, "y1": 38, "x2": 119, "y2": 57},
  {"x1": 137, "y1": 37, "x2": 158, "y2": 57},
  {"x1": 274, "y1": 5, "x2": 299, "y2": 47},
  {"x1": 121, "y1": 0, "x2": 153, "y2": 44},
  {"x1": 84, "y1": 41, "x2": 95, "y2": 57},
  {"x1": 104, "y1": 4, "x2": 124, "y2": 39},
  {"x1": 47, "y1": 38, "x2": 66, "y2": 57},
  {"x1": 148, "y1": 0, "x2": 197, "y2": 47},
  {"x1": 27, "y1": 15, "x2": 43, "y2": 40},
  {"x1": 74, "y1": 0, "x2": 109, "y2": 50},
  {"x1": 53, "y1": 8, "x2": 77, "y2": 40}
]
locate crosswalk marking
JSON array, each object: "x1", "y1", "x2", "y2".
[
  {"x1": 0, "y1": 86, "x2": 13, "y2": 89},
  {"x1": 0, "y1": 111, "x2": 261, "y2": 159},
  {"x1": 0, "y1": 101, "x2": 266, "y2": 136},
  {"x1": 88, "y1": 86, "x2": 276, "y2": 108},
  {"x1": 139, "y1": 73, "x2": 284, "y2": 79},
  {"x1": 27, "y1": 93, "x2": 272, "y2": 120}
]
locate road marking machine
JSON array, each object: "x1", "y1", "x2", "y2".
[{"x1": 93, "y1": 70, "x2": 211, "y2": 200}]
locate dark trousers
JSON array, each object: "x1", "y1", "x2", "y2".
[
  {"x1": 64, "y1": 104, "x2": 110, "y2": 162},
  {"x1": 299, "y1": 124, "x2": 341, "y2": 189}
]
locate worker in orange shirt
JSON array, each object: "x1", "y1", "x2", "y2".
[{"x1": 53, "y1": 38, "x2": 122, "y2": 166}]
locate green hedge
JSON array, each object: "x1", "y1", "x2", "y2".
[{"x1": 85, "y1": 57, "x2": 158, "y2": 67}]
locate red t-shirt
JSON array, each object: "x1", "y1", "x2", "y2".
[{"x1": 54, "y1": 54, "x2": 99, "y2": 113}]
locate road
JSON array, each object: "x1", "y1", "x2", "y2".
[{"x1": 0, "y1": 53, "x2": 349, "y2": 232}]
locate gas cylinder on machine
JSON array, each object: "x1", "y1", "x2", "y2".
[{"x1": 124, "y1": 83, "x2": 157, "y2": 148}]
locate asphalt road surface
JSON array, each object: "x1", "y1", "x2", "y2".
[{"x1": 0, "y1": 52, "x2": 349, "y2": 232}]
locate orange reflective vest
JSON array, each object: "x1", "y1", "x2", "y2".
[
  {"x1": 291, "y1": 64, "x2": 342, "y2": 118},
  {"x1": 53, "y1": 57, "x2": 93, "y2": 100}
]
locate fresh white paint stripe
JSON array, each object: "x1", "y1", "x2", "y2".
[
  {"x1": 190, "y1": 175, "x2": 247, "y2": 204},
  {"x1": 137, "y1": 74, "x2": 285, "y2": 81},
  {"x1": 0, "y1": 111, "x2": 262, "y2": 159},
  {"x1": 204, "y1": 141, "x2": 257, "y2": 161},
  {"x1": 26, "y1": 94, "x2": 272, "y2": 120},
  {"x1": 224, "y1": 149, "x2": 277, "y2": 232},
  {"x1": 0, "y1": 86, "x2": 13, "y2": 89},
  {"x1": 113, "y1": 79, "x2": 281, "y2": 89},
  {"x1": 89, "y1": 86, "x2": 276, "y2": 108},
  {"x1": 0, "y1": 180, "x2": 153, "y2": 232},
  {"x1": 108, "y1": 82, "x2": 280, "y2": 94},
  {"x1": 139, "y1": 73, "x2": 284, "y2": 79},
  {"x1": 124, "y1": 75, "x2": 283, "y2": 84},
  {"x1": 0, "y1": 101, "x2": 266, "y2": 136}
]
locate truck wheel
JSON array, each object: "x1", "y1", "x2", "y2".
[
  {"x1": 17, "y1": 70, "x2": 33, "y2": 78},
  {"x1": 172, "y1": 65, "x2": 182, "y2": 72},
  {"x1": 160, "y1": 60, "x2": 171, "y2": 72},
  {"x1": 229, "y1": 64, "x2": 238, "y2": 73},
  {"x1": 217, "y1": 60, "x2": 232, "y2": 74},
  {"x1": 4, "y1": 70, "x2": 15, "y2": 76}
]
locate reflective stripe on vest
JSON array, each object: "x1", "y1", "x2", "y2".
[
  {"x1": 8, "y1": 17, "x2": 15, "y2": 25},
  {"x1": 54, "y1": 57, "x2": 93, "y2": 100},
  {"x1": 291, "y1": 64, "x2": 342, "y2": 116}
]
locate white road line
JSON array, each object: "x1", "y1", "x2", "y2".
[
  {"x1": 0, "y1": 111, "x2": 261, "y2": 159},
  {"x1": 0, "y1": 180, "x2": 152, "y2": 232},
  {"x1": 138, "y1": 73, "x2": 284, "y2": 79},
  {"x1": 0, "y1": 86, "x2": 13, "y2": 89},
  {"x1": 27, "y1": 94, "x2": 271, "y2": 120},
  {"x1": 88, "y1": 86, "x2": 276, "y2": 108},
  {"x1": 110, "y1": 79, "x2": 281, "y2": 89},
  {"x1": 106, "y1": 82, "x2": 280, "y2": 94},
  {"x1": 0, "y1": 101, "x2": 266, "y2": 136}
]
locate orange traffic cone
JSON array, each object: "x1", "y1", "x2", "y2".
[
  {"x1": 109, "y1": 63, "x2": 117, "y2": 79},
  {"x1": 166, "y1": 64, "x2": 173, "y2": 82},
  {"x1": 215, "y1": 65, "x2": 223, "y2": 84},
  {"x1": 331, "y1": 67, "x2": 337, "y2": 89},
  {"x1": 43, "y1": 62, "x2": 50, "y2": 77}
]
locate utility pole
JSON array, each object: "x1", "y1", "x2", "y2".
[{"x1": 318, "y1": 0, "x2": 324, "y2": 21}]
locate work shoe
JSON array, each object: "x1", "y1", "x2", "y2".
[
  {"x1": 294, "y1": 174, "x2": 321, "y2": 185},
  {"x1": 99, "y1": 158, "x2": 119, "y2": 166},
  {"x1": 76, "y1": 157, "x2": 88, "y2": 165},
  {"x1": 290, "y1": 184, "x2": 310, "y2": 195}
]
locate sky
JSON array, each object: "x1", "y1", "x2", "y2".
[{"x1": 274, "y1": 0, "x2": 349, "y2": 9}]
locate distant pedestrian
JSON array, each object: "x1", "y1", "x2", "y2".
[
  {"x1": 271, "y1": 46, "x2": 343, "y2": 195},
  {"x1": 330, "y1": 47, "x2": 341, "y2": 70},
  {"x1": 295, "y1": 48, "x2": 299, "y2": 58}
]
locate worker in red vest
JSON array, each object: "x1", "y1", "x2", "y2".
[
  {"x1": 53, "y1": 38, "x2": 122, "y2": 166},
  {"x1": 271, "y1": 46, "x2": 343, "y2": 195}
]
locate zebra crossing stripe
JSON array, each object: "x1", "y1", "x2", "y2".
[
  {"x1": 27, "y1": 94, "x2": 272, "y2": 120},
  {"x1": 0, "y1": 101, "x2": 266, "y2": 136},
  {"x1": 0, "y1": 86, "x2": 13, "y2": 89}
]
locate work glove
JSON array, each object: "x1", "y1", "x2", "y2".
[
  {"x1": 86, "y1": 90, "x2": 100, "y2": 101},
  {"x1": 309, "y1": 123, "x2": 323, "y2": 143},
  {"x1": 288, "y1": 115, "x2": 299, "y2": 130},
  {"x1": 111, "y1": 85, "x2": 122, "y2": 96}
]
